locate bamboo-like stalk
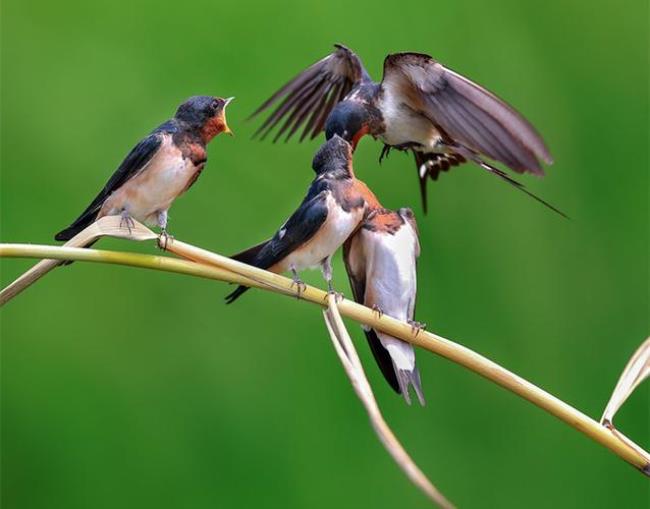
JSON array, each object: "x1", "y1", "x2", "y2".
[
  {"x1": 1, "y1": 239, "x2": 649, "y2": 476},
  {"x1": 0, "y1": 217, "x2": 158, "y2": 305},
  {"x1": 323, "y1": 294, "x2": 455, "y2": 508}
]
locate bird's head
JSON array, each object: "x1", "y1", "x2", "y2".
[
  {"x1": 325, "y1": 100, "x2": 370, "y2": 150},
  {"x1": 312, "y1": 135, "x2": 353, "y2": 177},
  {"x1": 175, "y1": 96, "x2": 234, "y2": 141}
]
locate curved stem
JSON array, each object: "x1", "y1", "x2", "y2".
[{"x1": 1, "y1": 242, "x2": 649, "y2": 475}]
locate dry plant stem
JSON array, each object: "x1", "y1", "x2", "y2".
[
  {"x1": 0, "y1": 217, "x2": 158, "y2": 306},
  {"x1": 1, "y1": 238, "x2": 649, "y2": 475},
  {"x1": 601, "y1": 337, "x2": 650, "y2": 427},
  {"x1": 323, "y1": 294, "x2": 455, "y2": 508},
  {"x1": 0, "y1": 244, "x2": 262, "y2": 293}
]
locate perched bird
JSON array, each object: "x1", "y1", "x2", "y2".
[
  {"x1": 55, "y1": 95, "x2": 234, "y2": 242},
  {"x1": 250, "y1": 44, "x2": 564, "y2": 216},
  {"x1": 225, "y1": 135, "x2": 378, "y2": 303},
  {"x1": 343, "y1": 206, "x2": 425, "y2": 405}
]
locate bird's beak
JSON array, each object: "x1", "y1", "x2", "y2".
[{"x1": 222, "y1": 97, "x2": 235, "y2": 136}]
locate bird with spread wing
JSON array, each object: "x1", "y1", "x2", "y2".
[{"x1": 250, "y1": 44, "x2": 563, "y2": 216}]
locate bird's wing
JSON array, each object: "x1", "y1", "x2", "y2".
[
  {"x1": 381, "y1": 52, "x2": 553, "y2": 173},
  {"x1": 55, "y1": 132, "x2": 165, "y2": 240},
  {"x1": 343, "y1": 230, "x2": 401, "y2": 394},
  {"x1": 253, "y1": 188, "x2": 330, "y2": 269},
  {"x1": 251, "y1": 44, "x2": 369, "y2": 142},
  {"x1": 225, "y1": 183, "x2": 331, "y2": 304},
  {"x1": 342, "y1": 233, "x2": 366, "y2": 305},
  {"x1": 397, "y1": 213, "x2": 421, "y2": 320}
]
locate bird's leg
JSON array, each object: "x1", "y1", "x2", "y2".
[
  {"x1": 289, "y1": 266, "x2": 306, "y2": 298},
  {"x1": 378, "y1": 144, "x2": 392, "y2": 164},
  {"x1": 393, "y1": 142, "x2": 420, "y2": 152},
  {"x1": 408, "y1": 319, "x2": 427, "y2": 337},
  {"x1": 119, "y1": 210, "x2": 135, "y2": 235},
  {"x1": 372, "y1": 304, "x2": 384, "y2": 319},
  {"x1": 321, "y1": 257, "x2": 343, "y2": 302},
  {"x1": 156, "y1": 210, "x2": 173, "y2": 250}
]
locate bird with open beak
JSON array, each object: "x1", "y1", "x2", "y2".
[
  {"x1": 343, "y1": 206, "x2": 425, "y2": 405},
  {"x1": 55, "y1": 95, "x2": 234, "y2": 242},
  {"x1": 225, "y1": 135, "x2": 379, "y2": 303},
  {"x1": 250, "y1": 44, "x2": 564, "y2": 217}
]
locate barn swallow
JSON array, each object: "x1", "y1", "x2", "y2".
[
  {"x1": 250, "y1": 44, "x2": 565, "y2": 216},
  {"x1": 225, "y1": 135, "x2": 379, "y2": 303},
  {"x1": 343, "y1": 206, "x2": 425, "y2": 405},
  {"x1": 55, "y1": 96, "x2": 234, "y2": 242}
]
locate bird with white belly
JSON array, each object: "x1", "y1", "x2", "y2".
[
  {"x1": 225, "y1": 134, "x2": 379, "y2": 303},
  {"x1": 55, "y1": 95, "x2": 234, "y2": 243},
  {"x1": 343, "y1": 206, "x2": 425, "y2": 405}
]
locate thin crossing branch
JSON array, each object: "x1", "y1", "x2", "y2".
[{"x1": 1, "y1": 216, "x2": 648, "y2": 479}]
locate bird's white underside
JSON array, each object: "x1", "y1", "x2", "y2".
[
  {"x1": 100, "y1": 134, "x2": 199, "y2": 227},
  {"x1": 360, "y1": 222, "x2": 419, "y2": 370},
  {"x1": 378, "y1": 79, "x2": 441, "y2": 152},
  {"x1": 280, "y1": 192, "x2": 364, "y2": 272}
]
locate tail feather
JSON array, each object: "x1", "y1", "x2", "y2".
[
  {"x1": 225, "y1": 240, "x2": 270, "y2": 304},
  {"x1": 55, "y1": 217, "x2": 95, "y2": 241},
  {"x1": 395, "y1": 366, "x2": 425, "y2": 406},
  {"x1": 451, "y1": 145, "x2": 568, "y2": 219},
  {"x1": 365, "y1": 328, "x2": 426, "y2": 405},
  {"x1": 54, "y1": 201, "x2": 104, "y2": 241},
  {"x1": 231, "y1": 240, "x2": 269, "y2": 265},
  {"x1": 412, "y1": 151, "x2": 465, "y2": 214},
  {"x1": 364, "y1": 329, "x2": 401, "y2": 394},
  {"x1": 378, "y1": 331, "x2": 426, "y2": 406},
  {"x1": 225, "y1": 285, "x2": 250, "y2": 304}
]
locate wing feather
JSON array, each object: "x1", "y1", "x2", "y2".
[
  {"x1": 343, "y1": 231, "x2": 401, "y2": 394},
  {"x1": 252, "y1": 44, "x2": 368, "y2": 142},
  {"x1": 55, "y1": 131, "x2": 165, "y2": 240},
  {"x1": 382, "y1": 52, "x2": 553, "y2": 173}
]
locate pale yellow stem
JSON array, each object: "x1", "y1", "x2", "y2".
[
  {"x1": 1, "y1": 231, "x2": 649, "y2": 476},
  {"x1": 323, "y1": 294, "x2": 455, "y2": 508}
]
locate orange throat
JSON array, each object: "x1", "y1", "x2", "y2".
[
  {"x1": 350, "y1": 124, "x2": 370, "y2": 150},
  {"x1": 201, "y1": 112, "x2": 231, "y2": 142}
]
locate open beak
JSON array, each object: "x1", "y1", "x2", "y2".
[{"x1": 222, "y1": 97, "x2": 235, "y2": 136}]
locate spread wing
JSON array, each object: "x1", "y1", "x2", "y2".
[
  {"x1": 343, "y1": 231, "x2": 401, "y2": 394},
  {"x1": 55, "y1": 132, "x2": 164, "y2": 240},
  {"x1": 251, "y1": 44, "x2": 369, "y2": 142},
  {"x1": 381, "y1": 52, "x2": 553, "y2": 174}
]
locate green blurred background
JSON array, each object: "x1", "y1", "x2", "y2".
[{"x1": 1, "y1": 0, "x2": 648, "y2": 507}]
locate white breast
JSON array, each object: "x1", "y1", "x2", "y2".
[
  {"x1": 100, "y1": 135, "x2": 199, "y2": 225},
  {"x1": 283, "y1": 193, "x2": 364, "y2": 271},
  {"x1": 364, "y1": 223, "x2": 419, "y2": 370},
  {"x1": 378, "y1": 88, "x2": 440, "y2": 151},
  {"x1": 363, "y1": 224, "x2": 418, "y2": 321}
]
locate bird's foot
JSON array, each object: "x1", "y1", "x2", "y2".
[
  {"x1": 372, "y1": 304, "x2": 384, "y2": 319},
  {"x1": 326, "y1": 281, "x2": 344, "y2": 302},
  {"x1": 379, "y1": 144, "x2": 392, "y2": 164},
  {"x1": 290, "y1": 276, "x2": 307, "y2": 299},
  {"x1": 324, "y1": 292, "x2": 344, "y2": 303},
  {"x1": 157, "y1": 229, "x2": 174, "y2": 251},
  {"x1": 119, "y1": 212, "x2": 135, "y2": 235},
  {"x1": 408, "y1": 320, "x2": 426, "y2": 337},
  {"x1": 393, "y1": 142, "x2": 420, "y2": 152}
]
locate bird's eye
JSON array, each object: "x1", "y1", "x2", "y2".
[{"x1": 211, "y1": 99, "x2": 220, "y2": 110}]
